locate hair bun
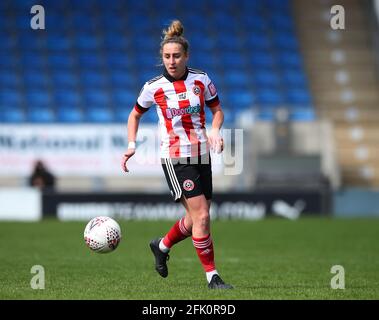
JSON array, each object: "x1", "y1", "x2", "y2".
[{"x1": 163, "y1": 20, "x2": 184, "y2": 39}]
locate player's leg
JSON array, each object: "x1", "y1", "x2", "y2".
[
  {"x1": 149, "y1": 159, "x2": 194, "y2": 278},
  {"x1": 159, "y1": 211, "x2": 192, "y2": 253},
  {"x1": 182, "y1": 195, "x2": 233, "y2": 289}
]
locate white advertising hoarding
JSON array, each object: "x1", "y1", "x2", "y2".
[
  {"x1": 0, "y1": 188, "x2": 41, "y2": 221},
  {"x1": 0, "y1": 125, "x2": 224, "y2": 177}
]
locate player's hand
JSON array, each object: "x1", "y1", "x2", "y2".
[
  {"x1": 121, "y1": 148, "x2": 136, "y2": 173},
  {"x1": 208, "y1": 129, "x2": 224, "y2": 154}
]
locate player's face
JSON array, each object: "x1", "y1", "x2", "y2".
[{"x1": 162, "y1": 43, "x2": 188, "y2": 79}]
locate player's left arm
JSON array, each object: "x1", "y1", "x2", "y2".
[{"x1": 208, "y1": 104, "x2": 224, "y2": 153}]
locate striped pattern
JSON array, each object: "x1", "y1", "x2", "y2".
[
  {"x1": 188, "y1": 67, "x2": 206, "y2": 75},
  {"x1": 192, "y1": 234, "x2": 212, "y2": 249},
  {"x1": 147, "y1": 74, "x2": 164, "y2": 85},
  {"x1": 163, "y1": 158, "x2": 182, "y2": 201},
  {"x1": 137, "y1": 68, "x2": 219, "y2": 158},
  {"x1": 179, "y1": 217, "x2": 191, "y2": 236}
]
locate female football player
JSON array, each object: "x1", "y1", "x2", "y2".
[{"x1": 122, "y1": 20, "x2": 232, "y2": 289}]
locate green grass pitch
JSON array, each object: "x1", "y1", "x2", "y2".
[{"x1": 0, "y1": 217, "x2": 378, "y2": 299}]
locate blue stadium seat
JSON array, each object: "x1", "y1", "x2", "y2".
[
  {"x1": 103, "y1": 33, "x2": 129, "y2": 50},
  {"x1": 225, "y1": 71, "x2": 250, "y2": 89},
  {"x1": 281, "y1": 70, "x2": 307, "y2": 86},
  {"x1": 257, "y1": 108, "x2": 276, "y2": 121},
  {"x1": 227, "y1": 91, "x2": 255, "y2": 108},
  {"x1": 23, "y1": 72, "x2": 50, "y2": 88},
  {"x1": 56, "y1": 106, "x2": 84, "y2": 123},
  {"x1": 83, "y1": 90, "x2": 111, "y2": 107},
  {"x1": 219, "y1": 51, "x2": 247, "y2": 69},
  {"x1": 253, "y1": 71, "x2": 281, "y2": 87},
  {"x1": 256, "y1": 89, "x2": 285, "y2": 106},
  {"x1": 49, "y1": 54, "x2": 75, "y2": 68},
  {"x1": 273, "y1": 33, "x2": 299, "y2": 50},
  {"x1": 80, "y1": 71, "x2": 108, "y2": 87},
  {"x1": 250, "y1": 51, "x2": 276, "y2": 68},
  {"x1": 0, "y1": 107, "x2": 25, "y2": 123},
  {"x1": 74, "y1": 35, "x2": 101, "y2": 50},
  {"x1": 25, "y1": 92, "x2": 51, "y2": 109},
  {"x1": 220, "y1": 107, "x2": 235, "y2": 126},
  {"x1": 285, "y1": 89, "x2": 312, "y2": 106},
  {"x1": 78, "y1": 54, "x2": 104, "y2": 69},
  {"x1": 189, "y1": 34, "x2": 216, "y2": 51},
  {"x1": 54, "y1": 90, "x2": 81, "y2": 106},
  {"x1": 0, "y1": 90, "x2": 23, "y2": 105},
  {"x1": 112, "y1": 90, "x2": 136, "y2": 107},
  {"x1": 240, "y1": 15, "x2": 268, "y2": 31},
  {"x1": 245, "y1": 34, "x2": 272, "y2": 50},
  {"x1": 0, "y1": 72, "x2": 20, "y2": 87},
  {"x1": 107, "y1": 52, "x2": 133, "y2": 69},
  {"x1": 3, "y1": 0, "x2": 312, "y2": 123},
  {"x1": 47, "y1": 37, "x2": 72, "y2": 51},
  {"x1": 51, "y1": 72, "x2": 79, "y2": 87},
  {"x1": 21, "y1": 53, "x2": 46, "y2": 68},
  {"x1": 277, "y1": 51, "x2": 303, "y2": 68},
  {"x1": 110, "y1": 71, "x2": 135, "y2": 89},
  {"x1": 290, "y1": 108, "x2": 316, "y2": 121},
  {"x1": 85, "y1": 107, "x2": 114, "y2": 123},
  {"x1": 113, "y1": 107, "x2": 130, "y2": 123},
  {"x1": 27, "y1": 107, "x2": 55, "y2": 123},
  {"x1": 142, "y1": 109, "x2": 159, "y2": 123}
]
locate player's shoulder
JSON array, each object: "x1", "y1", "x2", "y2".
[
  {"x1": 188, "y1": 67, "x2": 207, "y2": 76},
  {"x1": 147, "y1": 74, "x2": 165, "y2": 85}
]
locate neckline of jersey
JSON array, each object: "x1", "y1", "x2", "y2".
[{"x1": 163, "y1": 67, "x2": 189, "y2": 82}]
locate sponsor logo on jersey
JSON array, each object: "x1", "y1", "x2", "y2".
[
  {"x1": 208, "y1": 82, "x2": 217, "y2": 96},
  {"x1": 166, "y1": 104, "x2": 201, "y2": 119},
  {"x1": 177, "y1": 92, "x2": 187, "y2": 101},
  {"x1": 183, "y1": 179, "x2": 195, "y2": 191}
]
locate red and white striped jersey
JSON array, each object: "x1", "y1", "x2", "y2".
[{"x1": 134, "y1": 67, "x2": 220, "y2": 158}]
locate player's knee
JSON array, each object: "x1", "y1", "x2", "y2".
[{"x1": 196, "y1": 209, "x2": 210, "y2": 225}]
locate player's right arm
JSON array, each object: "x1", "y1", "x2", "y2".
[
  {"x1": 122, "y1": 108, "x2": 143, "y2": 172},
  {"x1": 122, "y1": 82, "x2": 154, "y2": 173}
]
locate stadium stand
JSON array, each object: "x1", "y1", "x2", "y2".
[
  {"x1": 2, "y1": 0, "x2": 378, "y2": 190},
  {"x1": 0, "y1": 0, "x2": 313, "y2": 126},
  {"x1": 293, "y1": 0, "x2": 379, "y2": 187}
]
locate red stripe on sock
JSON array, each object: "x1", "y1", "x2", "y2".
[
  {"x1": 192, "y1": 234, "x2": 216, "y2": 272},
  {"x1": 162, "y1": 218, "x2": 191, "y2": 248}
]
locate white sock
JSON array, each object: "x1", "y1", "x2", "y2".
[
  {"x1": 206, "y1": 270, "x2": 219, "y2": 283},
  {"x1": 159, "y1": 239, "x2": 170, "y2": 253}
]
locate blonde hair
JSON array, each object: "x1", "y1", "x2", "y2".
[{"x1": 160, "y1": 20, "x2": 189, "y2": 55}]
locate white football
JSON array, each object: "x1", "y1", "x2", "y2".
[{"x1": 84, "y1": 216, "x2": 122, "y2": 253}]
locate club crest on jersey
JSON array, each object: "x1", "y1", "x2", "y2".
[
  {"x1": 192, "y1": 85, "x2": 201, "y2": 96},
  {"x1": 166, "y1": 104, "x2": 201, "y2": 119},
  {"x1": 177, "y1": 92, "x2": 187, "y2": 101},
  {"x1": 208, "y1": 82, "x2": 217, "y2": 96},
  {"x1": 183, "y1": 179, "x2": 195, "y2": 191}
]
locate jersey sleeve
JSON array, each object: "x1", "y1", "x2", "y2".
[
  {"x1": 135, "y1": 83, "x2": 154, "y2": 114},
  {"x1": 204, "y1": 74, "x2": 220, "y2": 108}
]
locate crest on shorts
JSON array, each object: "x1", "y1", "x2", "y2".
[
  {"x1": 192, "y1": 85, "x2": 201, "y2": 96},
  {"x1": 183, "y1": 179, "x2": 195, "y2": 191}
]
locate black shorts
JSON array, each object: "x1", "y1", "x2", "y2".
[{"x1": 161, "y1": 153, "x2": 213, "y2": 202}]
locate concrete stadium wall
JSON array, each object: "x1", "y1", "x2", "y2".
[{"x1": 333, "y1": 188, "x2": 379, "y2": 217}]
